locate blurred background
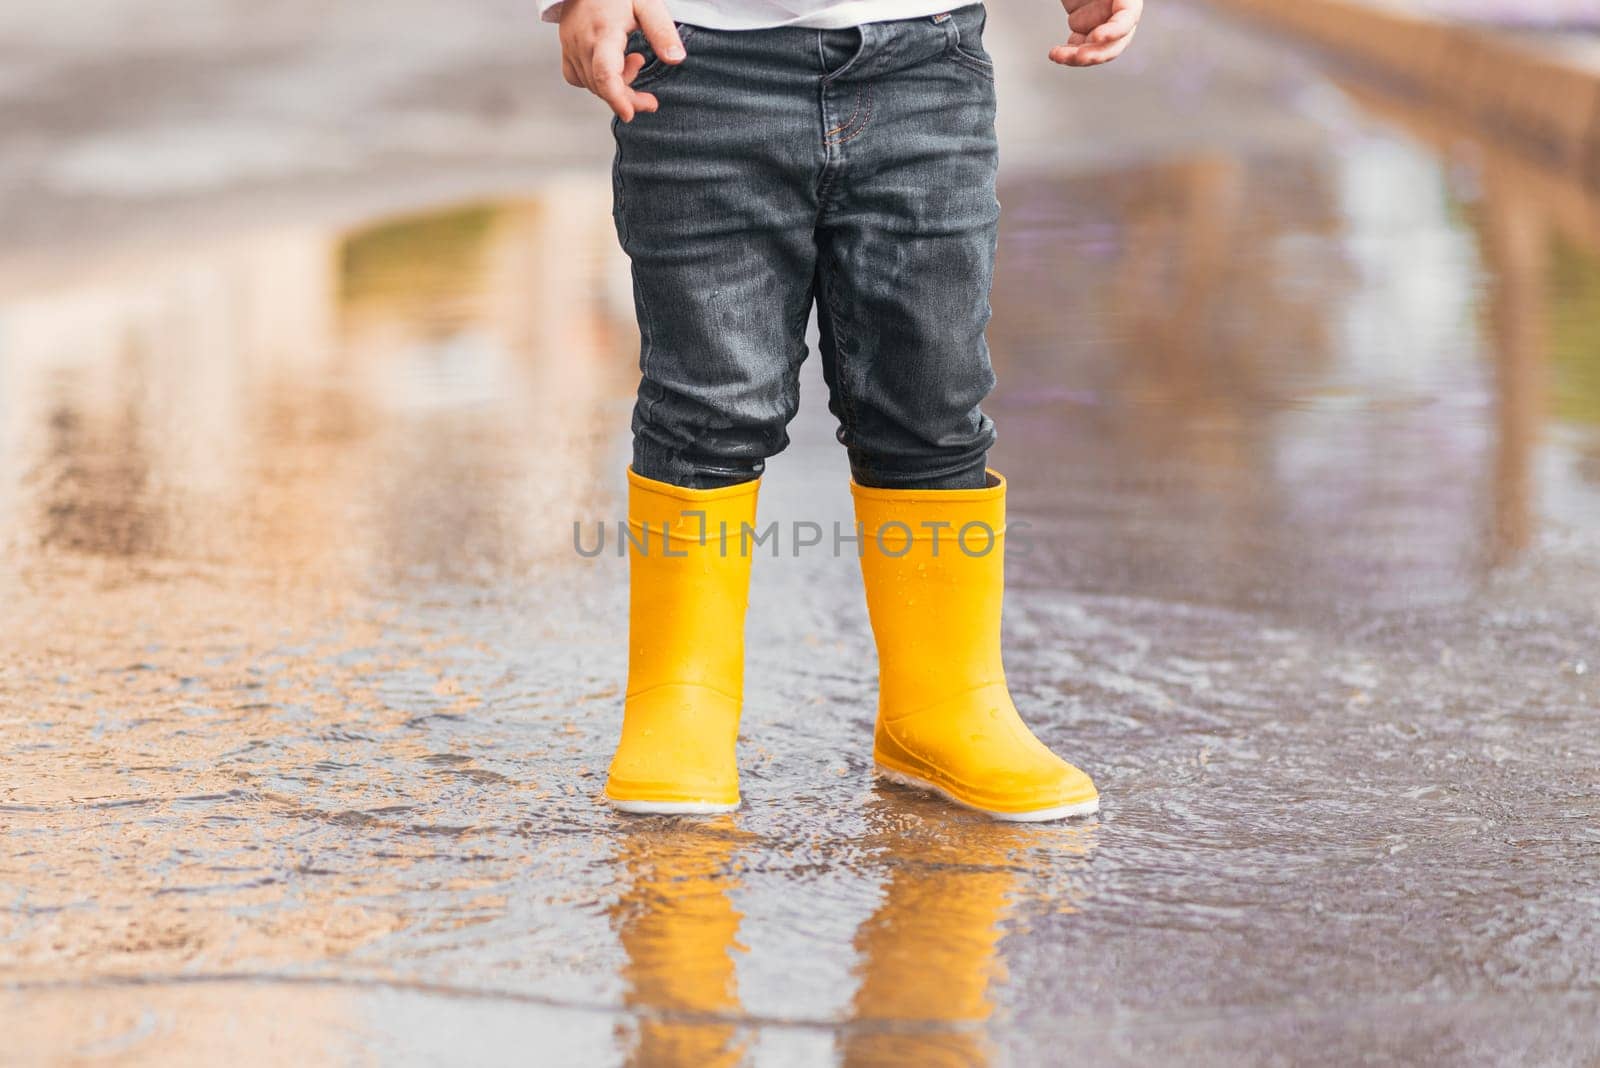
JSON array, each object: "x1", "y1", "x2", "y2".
[{"x1": 3, "y1": 2, "x2": 1599, "y2": 1065}]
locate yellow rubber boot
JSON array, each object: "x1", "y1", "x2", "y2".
[
  {"x1": 605, "y1": 469, "x2": 759, "y2": 814},
  {"x1": 852, "y1": 471, "x2": 1099, "y2": 821}
]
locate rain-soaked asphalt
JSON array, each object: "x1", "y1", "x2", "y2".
[{"x1": 4, "y1": 3, "x2": 1600, "y2": 1064}]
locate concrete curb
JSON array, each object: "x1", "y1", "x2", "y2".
[{"x1": 1203, "y1": 0, "x2": 1600, "y2": 184}]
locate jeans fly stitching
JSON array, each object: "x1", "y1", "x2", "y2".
[{"x1": 824, "y1": 84, "x2": 864, "y2": 140}]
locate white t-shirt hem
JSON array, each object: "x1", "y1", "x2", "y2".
[{"x1": 539, "y1": 1, "x2": 976, "y2": 30}]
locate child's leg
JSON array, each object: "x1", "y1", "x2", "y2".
[
  {"x1": 612, "y1": 26, "x2": 826, "y2": 490},
  {"x1": 822, "y1": 7, "x2": 1099, "y2": 820},
  {"x1": 813, "y1": 9, "x2": 1001, "y2": 492},
  {"x1": 604, "y1": 26, "x2": 824, "y2": 812}
]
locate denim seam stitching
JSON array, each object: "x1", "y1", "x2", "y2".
[
  {"x1": 829, "y1": 84, "x2": 875, "y2": 146},
  {"x1": 819, "y1": 262, "x2": 860, "y2": 442},
  {"x1": 946, "y1": 50, "x2": 994, "y2": 78},
  {"x1": 816, "y1": 137, "x2": 841, "y2": 217},
  {"x1": 788, "y1": 286, "x2": 811, "y2": 415},
  {"x1": 618, "y1": 144, "x2": 663, "y2": 431},
  {"x1": 816, "y1": 168, "x2": 837, "y2": 219}
]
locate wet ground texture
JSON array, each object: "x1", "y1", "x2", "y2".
[{"x1": 3, "y1": 2, "x2": 1600, "y2": 1064}]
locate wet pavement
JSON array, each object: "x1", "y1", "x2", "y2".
[{"x1": 4, "y1": 3, "x2": 1600, "y2": 1065}]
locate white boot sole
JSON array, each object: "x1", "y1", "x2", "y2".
[
  {"x1": 875, "y1": 764, "x2": 1100, "y2": 822},
  {"x1": 606, "y1": 796, "x2": 740, "y2": 815}
]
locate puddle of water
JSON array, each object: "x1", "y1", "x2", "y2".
[{"x1": 3, "y1": 11, "x2": 1600, "y2": 1067}]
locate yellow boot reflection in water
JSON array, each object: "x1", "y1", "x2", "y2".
[
  {"x1": 842, "y1": 814, "x2": 1096, "y2": 1067},
  {"x1": 611, "y1": 818, "x2": 748, "y2": 1067}
]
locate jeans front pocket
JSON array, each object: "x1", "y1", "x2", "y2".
[
  {"x1": 626, "y1": 23, "x2": 698, "y2": 89},
  {"x1": 945, "y1": 6, "x2": 994, "y2": 78}
]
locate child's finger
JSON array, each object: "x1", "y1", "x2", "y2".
[
  {"x1": 1047, "y1": 31, "x2": 1085, "y2": 63},
  {"x1": 634, "y1": 0, "x2": 686, "y2": 63},
  {"x1": 590, "y1": 50, "x2": 637, "y2": 122},
  {"x1": 1089, "y1": 7, "x2": 1140, "y2": 43},
  {"x1": 613, "y1": 55, "x2": 659, "y2": 116},
  {"x1": 1066, "y1": 0, "x2": 1114, "y2": 35},
  {"x1": 1052, "y1": 32, "x2": 1133, "y2": 66},
  {"x1": 618, "y1": 55, "x2": 657, "y2": 113}
]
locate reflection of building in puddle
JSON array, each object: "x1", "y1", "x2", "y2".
[
  {"x1": 840, "y1": 806, "x2": 1096, "y2": 1067},
  {"x1": 0, "y1": 181, "x2": 639, "y2": 1033},
  {"x1": 610, "y1": 818, "x2": 748, "y2": 1067},
  {"x1": 1336, "y1": 78, "x2": 1600, "y2": 565},
  {"x1": 991, "y1": 132, "x2": 1600, "y2": 612},
  {"x1": 0, "y1": 229, "x2": 337, "y2": 561},
  {"x1": 1549, "y1": 237, "x2": 1600, "y2": 430},
  {"x1": 0, "y1": 178, "x2": 635, "y2": 585},
  {"x1": 328, "y1": 192, "x2": 636, "y2": 580}
]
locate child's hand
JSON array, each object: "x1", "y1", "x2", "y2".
[
  {"x1": 559, "y1": 0, "x2": 685, "y2": 121},
  {"x1": 1051, "y1": 0, "x2": 1142, "y2": 67}
]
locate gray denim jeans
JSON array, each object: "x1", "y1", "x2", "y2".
[{"x1": 613, "y1": 3, "x2": 999, "y2": 490}]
